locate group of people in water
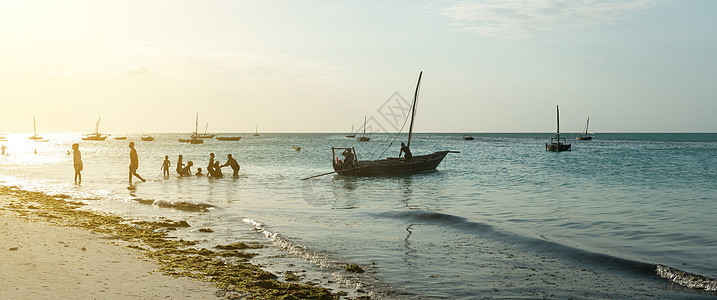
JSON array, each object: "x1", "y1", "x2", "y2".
[
  {"x1": 164, "y1": 152, "x2": 240, "y2": 178},
  {"x1": 70, "y1": 142, "x2": 241, "y2": 185}
]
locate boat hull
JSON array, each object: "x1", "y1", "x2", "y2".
[
  {"x1": 546, "y1": 143, "x2": 571, "y2": 152},
  {"x1": 216, "y1": 137, "x2": 241, "y2": 141},
  {"x1": 82, "y1": 135, "x2": 109, "y2": 141},
  {"x1": 141, "y1": 137, "x2": 155, "y2": 141},
  {"x1": 575, "y1": 136, "x2": 593, "y2": 140},
  {"x1": 357, "y1": 136, "x2": 370, "y2": 142},
  {"x1": 333, "y1": 151, "x2": 449, "y2": 176}
]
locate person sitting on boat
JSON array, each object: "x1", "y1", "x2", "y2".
[
  {"x1": 180, "y1": 161, "x2": 193, "y2": 176},
  {"x1": 341, "y1": 149, "x2": 355, "y2": 170},
  {"x1": 399, "y1": 142, "x2": 412, "y2": 161}
]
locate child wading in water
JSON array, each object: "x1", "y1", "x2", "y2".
[
  {"x1": 72, "y1": 143, "x2": 82, "y2": 184},
  {"x1": 161, "y1": 155, "x2": 171, "y2": 176}
]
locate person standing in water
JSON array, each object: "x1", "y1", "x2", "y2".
[
  {"x1": 220, "y1": 154, "x2": 240, "y2": 177},
  {"x1": 161, "y1": 155, "x2": 171, "y2": 177},
  {"x1": 176, "y1": 155, "x2": 184, "y2": 175},
  {"x1": 72, "y1": 143, "x2": 82, "y2": 184},
  {"x1": 128, "y1": 142, "x2": 145, "y2": 184},
  {"x1": 207, "y1": 153, "x2": 215, "y2": 177}
]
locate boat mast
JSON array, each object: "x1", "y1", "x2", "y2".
[
  {"x1": 362, "y1": 116, "x2": 366, "y2": 136},
  {"x1": 555, "y1": 105, "x2": 560, "y2": 141},
  {"x1": 585, "y1": 116, "x2": 590, "y2": 135},
  {"x1": 407, "y1": 71, "x2": 423, "y2": 147},
  {"x1": 33, "y1": 115, "x2": 37, "y2": 137},
  {"x1": 195, "y1": 113, "x2": 199, "y2": 134},
  {"x1": 95, "y1": 117, "x2": 101, "y2": 135}
]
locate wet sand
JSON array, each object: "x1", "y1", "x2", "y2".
[
  {"x1": 0, "y1": 187, "x2": 340, "y2": 299},
  {"x1": 0, "y1": 194, "x2": 221, "y2": 299}
]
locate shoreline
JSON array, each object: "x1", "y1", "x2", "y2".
[{"x1": 0, "y1": 186, "x2": 345, "y2": 299}]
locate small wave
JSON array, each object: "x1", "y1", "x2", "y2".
[
  {"x1": 380, "y1": 209, "x2": 717, "y2": 294},
  {"x1": 657, "y1": 265, "x2": 717, "y2": 292},
  {"x1": 242, "y1": 218, "x2": 390, "y2": 298},
  {"x1": 132, "y1": 198, "x2": 214, "y2": 212}
]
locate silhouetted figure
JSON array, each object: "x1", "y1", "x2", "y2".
[
  {"x1": 195, "y1": 167, "x2": 204, "y2": 176},
  {"x1": 399, "y1": 142, "x2": 412, "y2": 161},
  {"x1": 180, "y1": 161, "x2": 194, "y2": 176},
  {"x1": 128, "y1": 142, "x2": 145, "y2": 184},
  {"x1": 210, "y1": 161, "x2": 223, "y2": 178},
  {"x1": 176, "y1": 155, "x2": 184, "y2": 175},
  {"x1": 161, "y1": 155, "x2": 171, "y2": 177},
  {"x1": 341, "y1": 149, "x2": 355, "y2": 170},
  {"x1": 207, "y1": 153, "x2": 215, "y2": 176},
  {"x1": 1, "y1": 145, "x2": 6, "y2": 156},
  {"x1": 72, "y1": 143, "x2": 82, "y2": 184},
  {"x1": 221, "y1": 154, "x2": 240, "y2": 177}
]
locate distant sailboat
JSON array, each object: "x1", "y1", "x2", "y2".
[
  {"x1": 216, "y1": 136, "x2": 242, "y2": 141},
  {"x1": 82, "y1": 117, "x2": 110, "y2": 141},
  {"x1": 546, "y1": 105, "x2": 571, "y2": 152},
  {"x1": 179, "y1": 114, "x2": 204, "y2": 144},
  {"x1": 345, "y1": 124, "x2": 356, "y2": 138},
  {"x1": 357, "y1": 116, "x2": 370, "y2": 142},
  {"x1": 254, "y1": 125, "x2": 259, "y2": 137},
  {"x1": 141, "y1": 135, "x2": 155, "y2": 141},
  {"x1": 28, "y1": 115, "x2": 43, "y2": 140},
  {"x1": 575, "y1": 117, "x2": 594, "y2": 140}
]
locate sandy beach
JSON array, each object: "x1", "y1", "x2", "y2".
[
  {"x1": 0, "y1": 187, "x2": 341, "y2": 300},
  {"x1": 0, "y1": 194, "x2": 221, "y2": 299}
]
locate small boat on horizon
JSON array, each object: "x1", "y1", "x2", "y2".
[
  {"x1": 254, "y1": 125, "x2": 259, "y2": 137},
  {"x1": 546, "y1": 105, "x2": 571, "y2": 152},
  {"x1": 216, "y1": 136, "x2": 242, "y2": 141},
  {"x1": 462, "y1": 136, "x2": 474, "y2": 140},
  {"x1": 191, "y1": 121, "x2": 215, "y2": 139},
  {"x1": 28, "y1": 115, "x2": 44, "y2": 140},
  {"x1": 292, "y1": 146, "x2": 301, "y2": 151},
  {"x1": 141, "y1": 135, "x2": 155, "y2": 141},
  {"x1": 345, "y1": 124, "x2": 356, "y2": 138},
  {"x1": 575, "y1": 116, "x2": 594, "y2": 140},
  {"x1": 357, "y1": 116, "x2": 370, "y2": 142},
  {"x1": 181, "y1": 114, "x2": 206, "y2": 144},
  {"x1": 114, "y1": 136, "x2": 128, "y2": 140},
  {"x1": 82, "y1": 117, "x2": 110, "y2": 141}
]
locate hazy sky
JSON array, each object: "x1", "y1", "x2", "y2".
[{"x1": 1, "y1": 0, "x2": 715, "y2": 133}]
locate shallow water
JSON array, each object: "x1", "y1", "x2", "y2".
[{"x1": 1, "y1": 132, "x2": 716, "y2": 298}]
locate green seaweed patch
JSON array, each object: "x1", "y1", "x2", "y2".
[
  {"x1": 345, "y1": 264, "x2": 364, "y2": 273},
  {"x1": 216, "y1": 242, "x2": 264, "y2": 250},
  {"x1": 285, "y1": 271, "x2": 300, "y2": 282}
]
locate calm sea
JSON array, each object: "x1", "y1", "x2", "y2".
[{"x1": 1, "y1": 132, "x2": 716, "y2": 299}]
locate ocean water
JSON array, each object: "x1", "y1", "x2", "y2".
[{"x1": 1, "y1": 132, "x2": 716, "y2": 299}]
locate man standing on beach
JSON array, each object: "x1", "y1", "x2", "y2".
[
  {"x1": 72, "y1": 143, "x2": 82, "y2": 184},
  {"x1": 128, "y1": 142, "x2": 145, "y2": 184},
  {"x1": 220, "y1": 154, "x2": 240, "y2": 177}
]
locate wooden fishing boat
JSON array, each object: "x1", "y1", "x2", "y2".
[
  {"x1": 82, "y1": 117, "x2": 110, "y2": 141},
  {"x1": 191, "y1": 122, "x2": 215, "y2": 138},
  {"x1": 292, "y1": 146, "x2": 301, "y2": 151},
  {"x1": 141, "y1": 135, "x2": 155, "y2": 141},
  {"x1": 575, "y1": 116, "x2": 594, "y2": 140},
  {"x1": 345, "y1": 124, "x2": 356, "y2": 138},
  {"x1": 254, "y1": 125, "x2": 259, "y2": 136},
  {"x1": 357, "y1": 116, "x2": 370, "y2": 142},
  {"x1": 216, "y1": 136, "x2": 242, "y2": 141},
  {"x1": 114, "y1": 136, "x2": 128, "y2": 140},
  {"x1": 28, "y1": 115, "x2": 44, "y2": 140},
  {"x1": 179, "y1": 138, "x2": 203, "y2": 144},
  {"x1": 546, "y1": 105, "x2": 571, "y2": 152},
  {"x1": 331, "y1": 71, "x2": 457, "y2": 177},
  {"x1": 462, "y1": 136, "x2": 474, "y2": 140}
]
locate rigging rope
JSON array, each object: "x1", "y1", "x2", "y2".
[{"x1": 376, "y1": 100, "x2": 413, "y2": 160}]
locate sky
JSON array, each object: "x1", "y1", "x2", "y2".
[{"x1": 1, "y1": 0, "x2": 715, "y2": 133}]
